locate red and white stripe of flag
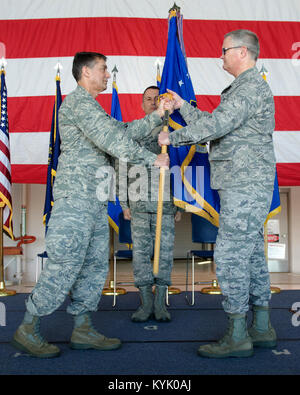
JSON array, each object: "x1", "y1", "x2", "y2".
[
  {"x1": 0, "y1": 69, "x2": 14, "y2": 239},
  {"x1": 0, "y1": 0, "x2": 299, "y2": 186}
]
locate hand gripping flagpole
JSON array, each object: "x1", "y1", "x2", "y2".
[{"x1": 153, "y1": 105, "x2": 169, "y2": 276}]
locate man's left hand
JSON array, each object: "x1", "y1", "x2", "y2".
[
  {"x1": 175, "y1": 211, "x2": 182, "y2": 222},
  {"x1": 156, "y1": 96, "x2": 175, "y2": 118},
  {"x1": 158, "y1": 131, "x2": 171, "y2": 146}
]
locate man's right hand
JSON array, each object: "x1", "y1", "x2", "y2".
[
  {"x1": 123, "y1": 208, "x2": 131, "y2": 220},
  {"x1": 156, "y1": 95, "x2": 175, "y2": 118},
  {"x1": 154, "y1": 153, "x2": 169, "y2": 169},
  {"x1": 167, "y1": 89, "x2": 184, "y2": 109}
]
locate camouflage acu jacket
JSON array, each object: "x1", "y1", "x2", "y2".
[
  {"x1": 54, "y1": 85, "x2": 162, "y2": 201},
  {"x1": 169, "y1": 67, "x2": 276, "y2": 190}
]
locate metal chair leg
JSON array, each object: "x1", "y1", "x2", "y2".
[
  {"x1": 192, "y1": 254, "x2": 195, "y2": 305},
  {"x1": 185, "y1": 251, "x2": 194, "y2": 305},
  {"x1": 113, "y1": 255, "x2": 117, "y2": 307},
  {"x1": 35, "y1": 256, "x2": 39, "y2": 283},
  {"x1": 166, "y1": 287, "x2": 169, "y2": 306},
  {"x1": 35, "y1": 255, "x2": 46, "y2": 283},
  {"x1": 185, "y1": 252, "x2": 189, "y2": 302}
]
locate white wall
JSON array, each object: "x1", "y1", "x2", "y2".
[
  {"x1": 288, "y1": 187, "x2": 300, "y2": 273},
  {"x1": 4, "y1": 183, "x2": 46, "y2": 284},
  {"x1": 3, "y1": 184, "x2": 300, "y2": 284}
]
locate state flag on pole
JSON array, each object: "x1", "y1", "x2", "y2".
[
  {"x1": 43, "y1": 74, "x2": 62, "y2": 233},
  {"x1": 108, "y1": 77, "x2": 123, "y2": 233},
  {"x1": 0, "y1": 68, "x2": 14, "y2": 240},
  {"x1": 260, "y1": 67, "x2": 281, "y2": 222}
]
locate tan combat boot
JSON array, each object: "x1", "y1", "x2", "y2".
[
  {"x1": 198, "y1": 313, "x2": 253, "y2": 358},
  {"x1": 70, "y1": 312, "x2": 121, "y2": 350},
  {"x1": 11, "y1": 312, "x2": 60, "y2": 358},
  {"x1": 131, "y1": 285, "x2": 154, "y2": 322},
  {"x1": 248, "y1": 305, "x2": 277, "y2": 348},
  {"x1": 154, "y1": 285, "x2": 171, "y2": 322}
]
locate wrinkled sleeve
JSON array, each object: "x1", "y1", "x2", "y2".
[
  {"x1": 179, "y1": 101, "x2": 203, "y2": 124},
  {"x1": 115, "y1": 158, "x2": 129, "y2": 210},
  {"x1": 71, "y1": 97, "x2": 157, "y2": 166},
  {"x1": 124, "y1": 112, "x2": 162, "y2": 141},
  {"x1": 170, "y1": 95, "x2": 260, "y2": 147}
]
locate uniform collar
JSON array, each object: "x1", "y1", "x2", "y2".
[
  {"x1": 221, "y1": 66, "x2": 258, "y2": 95},
  {"x1": 76, "y1": 84, "x2": 94, "y2": 98}
]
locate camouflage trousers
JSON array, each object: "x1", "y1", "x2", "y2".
[
  {"x1": 214, "y1": 185, "x2": 273, "y2": 314},
  {"x1": 26, "y1": 195, "x2": 109, "y2": 316},
  {"x1": 131, "y1": 211, "x2": 175, "y2": 287}
]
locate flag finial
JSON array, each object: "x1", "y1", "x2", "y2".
[
  {"x1": 112, "y1": 65, "x2": 118, "y2": 82},
  {"x1": 155, "y1": 59, "x2": 162, "y2": 88},
  {"x1": 155, "y1": 58, "x2": 162, "y2": 70},
  {"x1": 0, "y1": 57, "x2": 7, "y2": 71},
  {"x1": 169, "y1": 2, "x2": 180, "y2": 13},
  {"x1": 260, "y1": 65, "x2": 268, "y2": 74},
  {"x1": 54, "y1": 62, "x2": 63, "y2": 79},
  {"x1": 260, "y1": 65, "x2": 268, "y2": 81}
]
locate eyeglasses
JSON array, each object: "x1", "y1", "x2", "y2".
[{"x1": 222, "y1": 46, "x2": 243, "y2": 55}]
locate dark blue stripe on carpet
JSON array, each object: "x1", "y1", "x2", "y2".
[{"x1": 1, "y1": 341, "x2": 300, "y2": 375}]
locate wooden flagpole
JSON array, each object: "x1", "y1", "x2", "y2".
[{"x1": 153, "y1": 109, "x2": 169, "y2": 276}]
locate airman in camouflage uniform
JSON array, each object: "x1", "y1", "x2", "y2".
[
  {"x1": 11, "y1": 52, "x2": 170, "y2": 358},
  {"x1": 159, "y1": 30, "x2": 277, "y2": 357},
  {"x1": 118, "y1": 86, "x2": 180, "y2": 323}
]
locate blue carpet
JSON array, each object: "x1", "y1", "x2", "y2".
[
  {"x1": 0, "y1": 291, "x2": 299, "y2": 376},
  {"x1": 1, "y1": 341, "x2": 300, "y2": 376}
]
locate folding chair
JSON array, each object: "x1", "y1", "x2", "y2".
[
  {"x1": 36, "y1": 251, "x2": 48, "y2": 282},
  {"x1": 112, "y1": 213, "x2": 133, "y2": 306},
  {"x1": 112, "y1": 213, "x2": 171, "y2": 306},
  {"x1": 186, "y1": 214, "x2": 218, "y2": 305}
]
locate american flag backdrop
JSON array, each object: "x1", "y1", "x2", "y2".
[{"x1": 0, "y1": 0, "x2": 299, "y2": 186}]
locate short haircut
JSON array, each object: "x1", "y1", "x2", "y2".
[
  {"x1": 72, "y1": 52, "x2": 107, "y2": 82},
  {"x1": 143, "y1": 85, "x2": 159, "y2": 97},
  {"x1": 225, "y1": 29, "x2": 260, "y2": 61}
]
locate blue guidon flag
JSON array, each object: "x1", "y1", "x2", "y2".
[{"x1": 159, "y1": 8, "x2": 220, "y2": 227}]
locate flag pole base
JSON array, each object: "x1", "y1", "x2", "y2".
[
  {"x1": 0, "y1": 281, "x2": 16, "y2": 297},
  {"x1": 168, "y1": 286, "x2": 181, "y2": 295},
  {"x1": 270, "y1": 286, "x2": 281, "y2": 294},
  {"x1": 102, "y1": 281, "x2": 127, "y2": 296},
  {"x1": 200, "y1": 279, "x2": 222, "y2": 295}
]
